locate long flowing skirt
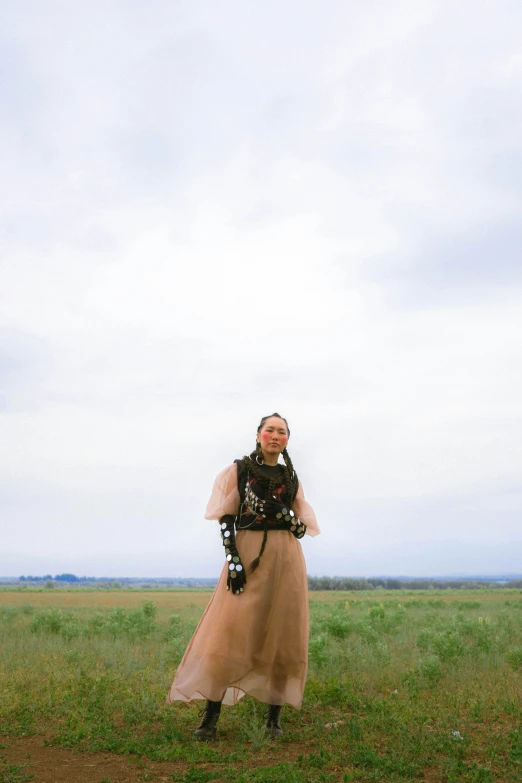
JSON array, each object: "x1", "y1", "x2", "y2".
[{"x1": 167, "y1": 529, "x2": 309, "y2": 709}]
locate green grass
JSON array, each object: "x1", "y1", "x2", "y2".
[
  {"x1": 1, "y1": 590, "x2": 522, "y2": 782},
  {"x1": 0, "y1": 759, "x2": 33, "y2": 783}
]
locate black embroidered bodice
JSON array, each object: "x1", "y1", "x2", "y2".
[{"x1": 234, "y1": 460, "x2": 296, "y2": 531}]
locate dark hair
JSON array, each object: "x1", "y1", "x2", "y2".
[{"x1": 241, "y1": 412, "x2": 298, "y2": 573}]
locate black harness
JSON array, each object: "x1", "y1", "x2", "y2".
[{"x1": 233, "y1": 458, "x2": 298, "y2": 532}]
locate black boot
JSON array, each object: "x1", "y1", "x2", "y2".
[
  {"x1": 194, "y1": 700, "x2": 222, "y2": 741},
  {"x1": 266, "y1": 704, "x2": 283, "y2": 737}
]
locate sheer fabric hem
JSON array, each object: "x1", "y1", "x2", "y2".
[
  {"x1": 167, "y1": 673, "x2": 305, "y2": 709},
  {"x1": 167, "y1": 685, "x2": 303, "y2": 709},
  {"x1": 167, "y1": 647, "x2": 307, "y2": 710}
]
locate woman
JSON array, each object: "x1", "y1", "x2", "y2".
[{"x1": 167, "y1": 412, "x2": 320, "y2": 740}]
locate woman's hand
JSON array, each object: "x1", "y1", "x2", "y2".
[
  {"x1": 262, "y1": 500, "x2": 307, "y2": 539},
  {"x1": 288, "y1": 517, "x2": 306, "y2": 539},
  {"x1": 226, "y1": 555, "x2": 247, "y2": 594}
]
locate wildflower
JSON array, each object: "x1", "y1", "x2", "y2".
[
  {"x1": 325, "y1": 720, "x2": 345, "y2": 729},
  {"x1": 452, "y1": 731, "x2": 463, "y2": 740}
]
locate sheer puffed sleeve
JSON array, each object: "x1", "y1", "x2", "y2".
[
  {"x1": 204, "y1": 463, "x2": 240, "y2": 521},
  {"x1": 292, "y1": 481, "x2": 320, "y2": 537}
]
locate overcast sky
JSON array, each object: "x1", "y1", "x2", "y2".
[{"x1": 2, "y1": 0, "x2": 522, "y2": 579}]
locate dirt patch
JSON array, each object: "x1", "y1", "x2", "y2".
[
  {"x1": 0, "y1": 734, "x2": 312, "y2": 783},
  {"x1": 1, "y1": 734, "x2": 250, "y2": 783},
  {"x1": 2, "y1": 736, "x2": 172, "y2": 783},
  {"x1": 0, "y1": 737, "x2": 149, "y2": 783}
]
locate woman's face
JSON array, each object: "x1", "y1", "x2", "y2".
[{"x1": 256, "y1": 416, "x2": 289, "y2": 456}]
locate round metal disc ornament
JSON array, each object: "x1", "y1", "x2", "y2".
[
  {"x1": 236, "y1": 564, "x2": 243, "y2": 572},
  {"x1": 227, "y1": 554, "x2": 232, "y2": 561},
  {"x1": 229, "y1": 563, "x2": 235, "y2": 571}
]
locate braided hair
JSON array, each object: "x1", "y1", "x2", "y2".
[{"x1": 240, "y1": 412, "x2": 299, "y2": 573}]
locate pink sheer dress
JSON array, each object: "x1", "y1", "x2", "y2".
[{"x1": 167, "y1": 463, "x2": 320, "y2": 709}]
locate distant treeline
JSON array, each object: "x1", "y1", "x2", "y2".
[
  {"x1": 8, "y1": 573, "x2": 522, "y2": 590},
  {"x1": 15, "y1": 575, "x2": 217, "y2": 588},
  {"x1": 307, "y1": 576, "x2": 522, "y2": 590},
  {"x1": 19, "y1": 574, "x2": 79, "y2": 582}
]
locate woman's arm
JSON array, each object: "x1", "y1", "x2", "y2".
[
  {"x1": 219, "y1": 514, "x2": 247, "y2": 594},
  {"x1": 204, "y1": 463, "x2": 240, "y2": 520},
  {"x1": 204, "y1": 464, "x2": 246, "y2": 594},
  {"x1": 291, "y1": 481, "x2": 320, "y2": 536}
]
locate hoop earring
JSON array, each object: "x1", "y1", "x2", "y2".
[{"x1": 256, "y1": 454, "x2": 264, "y2": 465}]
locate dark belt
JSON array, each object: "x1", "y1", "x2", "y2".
[{"x1": 236, "y1": 519, "x2": 289, "y2": 532}]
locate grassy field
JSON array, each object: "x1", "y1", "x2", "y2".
[{"x1": 1, "y1": 588, "x2": 521, "y2": 782}]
